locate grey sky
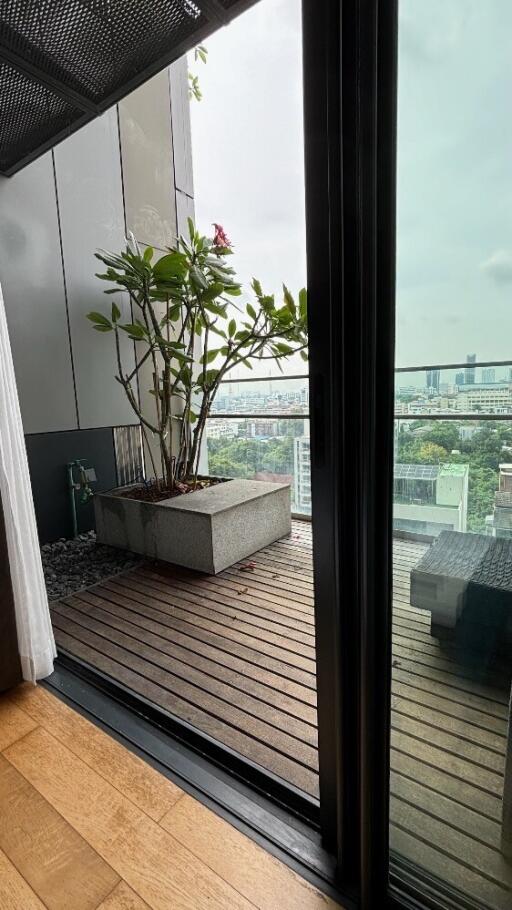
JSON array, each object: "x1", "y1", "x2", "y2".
[
  {"x1": 190, "y1": 0, "x2": 512, "y2": 375},
  {"x1": 397, "y1": 0, "x2": 512, "y2": 367},
  {"x1": 189, "y1": 0, "x2": 305, "y2": 378}
]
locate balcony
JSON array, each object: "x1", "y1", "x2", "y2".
[{"x1": 47, "y1": 361, "x2": 512, "y2": 907}]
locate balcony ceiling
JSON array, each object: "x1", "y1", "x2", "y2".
[{"x1": 0, "y1": 0, "x2": 255, "y2": 176}]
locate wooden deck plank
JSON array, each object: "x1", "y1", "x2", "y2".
[
  {"x1": 54, "y1": 599, "x2": 318, "y2": 747},
  {"x1": 51, "y1": 626, "x2": 319, "y2": 796},
  {"x1": 50, "y1": 526, "x2": 511, "y2": 905},
  {"x1": 66, "y1": 589, "x2": 317, "y2": 712},
  {"x1": 123, "y1": 573, "x2": 316, "y2": 648}
]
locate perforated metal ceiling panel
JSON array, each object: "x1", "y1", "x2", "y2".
[{"x1": 0, "y1": 0, "x2": 256, "y2": 175}]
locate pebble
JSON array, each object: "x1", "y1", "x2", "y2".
[{"x1": 41, "y1": 530, "x2": 142, "y2": 602}]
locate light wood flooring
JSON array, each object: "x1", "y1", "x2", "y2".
[{"x1": 0, "y1": 683, "x2": 340, "y2": 910}]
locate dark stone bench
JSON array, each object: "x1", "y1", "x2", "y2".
[{"x1": 410, "y1": 530, "x2": 512, "y2": 657}]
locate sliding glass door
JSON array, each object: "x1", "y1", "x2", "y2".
[{"x1": 389, "y1": 3, "x2": 512, "y2": 909}]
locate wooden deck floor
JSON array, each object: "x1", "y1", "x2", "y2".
[{"x1": 51, "y1": 523, "x2": 512, "y2": 909}]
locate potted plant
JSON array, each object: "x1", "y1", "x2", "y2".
[{"x1": 88, "y1": 220, "x2": 308, "y2": 573}]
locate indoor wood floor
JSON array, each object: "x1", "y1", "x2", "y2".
[
  {"x1": 49, "y1": 524, "x2": 512, "y2": 909},
  {"x1": 0, "y1": 684, "x2": 340, "y2": 910}
]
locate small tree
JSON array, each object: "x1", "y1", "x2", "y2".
[{"x1": 87, "y1": 220, "x2": 308, "y2": 492}]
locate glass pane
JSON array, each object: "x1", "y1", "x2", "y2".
[{"x1": 392, "y1": 3, "x2": 512, "y2": 907}]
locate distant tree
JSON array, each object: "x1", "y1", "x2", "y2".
[{"x1": 421, "y1": 422, "x2": 460, "y2": 453}]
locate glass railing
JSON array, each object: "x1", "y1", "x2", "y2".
[
  {"x1": 205, "y1": 374, "x2": 310, "y2": 517},
  {"x1": 206, "y1": 361, "x2": 512, "y2": 533}
]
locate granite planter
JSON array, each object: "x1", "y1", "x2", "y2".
[{"x1": 94, "y1": 478, "x2": 291, "y2": 575}]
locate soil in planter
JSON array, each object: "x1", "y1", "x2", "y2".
[{"x1": 118, "y1": 475, "x2": 228, "y2": 504}]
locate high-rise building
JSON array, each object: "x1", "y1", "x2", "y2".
[
  {"x1": 485, "y1": 464, "x2": 512, "y2": 538},
  {"x1": 455, "y1": 371, "x2": 465, "y2": 387},
  {"x1": 482, "y1": 368, "x2": 495, "y2": 383},
  {"x1": 293, "y1": 424, "x2": 311, "y2": 514},
  {"x1": 426, "y1": 369, "x2": 440, "y2": 393},
  {"x1": 464, "y1": 353, "x2": 476, "y2": 385}
]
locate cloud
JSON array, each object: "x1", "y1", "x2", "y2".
[
  {"x1": 399, "y1": 2, "x2": 474, "y2": 63},
  {"x1": 480, "y1": 249, "x2": 512, "y2": 284}
]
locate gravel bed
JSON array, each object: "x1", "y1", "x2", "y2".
[{"x1": 42, "y1": 530, "x2": 142, "y2": 601}]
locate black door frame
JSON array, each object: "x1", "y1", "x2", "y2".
[{"x1": 304, "y1": 0, "x2": 399, "y2": 906}]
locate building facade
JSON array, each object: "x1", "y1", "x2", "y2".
[
  {"x1": 486, "y1": 464, "x2": 512, "y2": 538},
  {"x1": 0, "y1": 61, "x2": 193, "y2": 542},
  {"x1": 393, "y1": 463, "x2": 469, "y2": 537},
  {"x1": 293, "y1": 425, "x2": 311, "y2": 514}
]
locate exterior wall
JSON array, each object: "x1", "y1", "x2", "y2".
[
  {"x1": 0, "y1": 154, "x2": 77, "y2": 433},
  {"x1": 393, "y1": 502, "x2": 463, "y2": 535},
  {"x1": 436, "y1": 467, "x2": 469, "y2": 531},
  {"x1": 117, "y1": 60, "x2": 195, "y2": 478},
  {"x1": 294, "y1": 434, "x2": 311, "y2": 513},
  {"x1": 0, "y1": 61, "x2": 193, "y2": 539}
]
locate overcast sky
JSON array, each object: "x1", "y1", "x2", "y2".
[{"x1": 190, "y1": 0, "x2": 512, "y2": 375}]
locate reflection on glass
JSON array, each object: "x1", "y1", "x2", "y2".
[{"x1": 393, "y1": 2, "x2": 512, "y2": 905}]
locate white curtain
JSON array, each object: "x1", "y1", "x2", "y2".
[{"x1": 0, "y1": 283, "x2": 56, "y2": 682}]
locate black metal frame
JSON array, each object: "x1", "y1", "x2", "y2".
[{"x1": 303, "y1": 0, "x2": 399, "y2": 907}]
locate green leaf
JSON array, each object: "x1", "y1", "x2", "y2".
[
  {"x1": 251, "y1": 278, "x2": 263, "y2": 297},
  {"x1": 275, "y1": 342, "x2": 294, "y2": 355},
  {"x1": 187, "y1": 216, "x2": 196, "y2": 242},
  {"x1": 111, "y1": 301, "x2": 121, "y2": 322},
  {"x1": 143, "y1": 246, "x2": 154, "y2": 262},
  {"x1": 205, "y1": 300, "x2": 228, "y2": 317},
  {"x1": 153, "y1": 252, "x2": 187, "y2": 279},
  {"x1": 209, "y1": 324, "x2": 227, "y2": 340},
  {"x1": 228, "y1": 318, "x2": 236, "y2": 338},
  {"x1": 120, "y1": 323, "x2": 145, "y2": 339},
  {"x1": 201, "y1": 349, "x2": 220, "y2": 364},
  {"x1": 223, "y1": 285, "x2": 242, "y2": 296},
  {"x1": 299, "y1": 288, "x2": 307, "y2": 318},
  {"x1": 283, "y1": 284, "x2": 296, "y2": 314},
  {"x1": 246, "y1": 303, "x2": 257, "y2": 320},
  {"x1": 201, "y1": 281, "x2": 224, "y2": 302},
  {"x1": 93, "y1": 324, "x2": 113, "y2": 333},
  {"x1": 87, "y1": 311, "x2": 112, "y2": 327},
  {"x1": 190, "y1": 266, "x2": 208, "y2": 291},
  {"x1": 300, "y1": 350, "x2": 309, "y2": 362}
]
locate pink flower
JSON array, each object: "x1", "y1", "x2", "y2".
[{"x1": 212, "y1": 223, "x2": 231, "y2": 248}]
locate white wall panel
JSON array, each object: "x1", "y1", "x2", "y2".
[
  {"x1": 54, "y1": 110, "x2": 137, "y2": 430},
  {"x1": 0, "y1": 153, "x2": 77, "y2": 434},
  {"x1": 169, "y1": 58, "x2": 194, "y2": 199},
  {"x1": 118, "y1": 69, "x2": 177, "y2": 251}
]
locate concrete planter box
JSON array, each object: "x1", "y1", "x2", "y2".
[{"x1": 94, "y1": 478, "x2": 291, "y2": 575}]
